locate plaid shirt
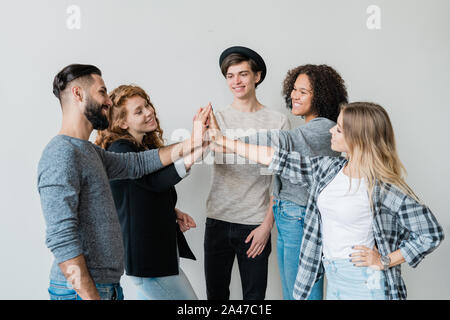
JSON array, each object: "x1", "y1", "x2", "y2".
[{"x1": 268, "y1": 149, "x2": 445, "y2": 300}]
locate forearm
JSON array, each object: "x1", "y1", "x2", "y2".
[
  {"x1": 221, "y1": 136, "x2": 274, "y2": 165},
  {"x1": 159, "y1": 137, "x2": 197, "y2": 166},
  {"x1": 261, "y1": 196, "x2": 275, "y2": 229},
  {"x1": 183, "y1": 142, "x2": 209, "y2": 170},
  {"x1": 58, "y1": 255, "x2": 100, "y2": 300}
]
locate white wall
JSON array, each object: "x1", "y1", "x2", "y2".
[{"x1": 0, "y1": 0, "x2": 449, "y2": 299}]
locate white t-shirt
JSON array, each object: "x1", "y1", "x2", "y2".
[{"x1": 317, "y1": 167, "x2": 375, "y2": 259}]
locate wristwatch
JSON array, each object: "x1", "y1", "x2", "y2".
[{"x1": 380, "y1": 255, "x2": 391, "y2": 270}]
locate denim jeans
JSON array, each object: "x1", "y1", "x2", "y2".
[
  {"x1": 273, "y1": 199, "x2": 324, "y2": 300},
  {"x1": 48, "y1": 280, "x2": 124, "y2": 300},
  {"x1": 323, "y1": 257, "x2": 386, "y2": 300},
  {"x1": 204, "y1": 218, "x2": 271, "y2": 300},
  {"x1": 129, "y1": 268, "x2": 198, "y2": 300}
]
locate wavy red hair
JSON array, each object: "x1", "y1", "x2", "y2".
[{"x1": 95, "y1": 85, "x2": 164, "y2": 150}]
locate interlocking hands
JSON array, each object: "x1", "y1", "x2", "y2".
[{"x1": 190, "y1": 103, "x2": 227, "y2": 153}]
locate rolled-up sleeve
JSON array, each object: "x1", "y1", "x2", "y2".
[
  {"x1": 397, "y1": 196, "x2": 445, "y2": 268},
  {"x1": 174, "y1": 158, "x2": 189, "y2": 178}
]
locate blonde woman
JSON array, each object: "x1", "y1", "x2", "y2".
[{"x1": 208, "y1": 102, "x2": 444, "y2": 300}]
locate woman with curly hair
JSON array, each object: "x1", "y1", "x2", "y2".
[
  {"x1": 215, "y1": 64, "x2": 348, "y2": 299},
  {"x1": 96, "y1": 85, "x2": 206, "y2": 300}
]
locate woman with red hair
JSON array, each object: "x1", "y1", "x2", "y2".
[{"x1": 96, "y1": 85, "x2": 206, "y2": 300}]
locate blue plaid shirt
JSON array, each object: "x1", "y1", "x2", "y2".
[{"x1": 268, "y1": 149, "x2": 444, "y2": 300}]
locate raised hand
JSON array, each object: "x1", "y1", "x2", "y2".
[
  {"x1": 192, "y1": 103, "x2": 212, "y2": 148},
  {"x1": 208, "y1": 106, "x2": 220, "y2": 130},
  {"x1": 163, "y1": 103, "x2": 212, "y2": 166},
  {"x1": 206, "y1": 107, "x2": 225, "y2": 145}
]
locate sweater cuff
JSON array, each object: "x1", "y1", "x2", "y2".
[
  {"x1": 53, "y1": 246, "x2": 84, "y2": 265},
  {"x1": 399, "y1": 241, "x2": 424, "y2": 269},
  {"x1": 144, "y1": 148, "x2": 164, "y2": 174},
  {"x1": 174, "y1": 158, "x2": 189, "y2": 178}
]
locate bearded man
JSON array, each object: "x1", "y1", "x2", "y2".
[{"x1": 37, "y1": 64, "x2": 210, "y2": 300}]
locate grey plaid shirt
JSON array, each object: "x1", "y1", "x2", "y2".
[{"x1": 268, "y1": 149, "x2": 444, "y2": 300}]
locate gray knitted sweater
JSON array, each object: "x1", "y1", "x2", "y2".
[{"x1": 37, "y1": 135, "x2": 163, "y2": 284}]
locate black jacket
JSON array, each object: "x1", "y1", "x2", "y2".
[{"x1": 108, "y1": 139, "x2": 196, "y2": 277}]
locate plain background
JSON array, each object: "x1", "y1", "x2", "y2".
[{"x1": 0, "y1": 0, "x2": 449, "y2": 300}]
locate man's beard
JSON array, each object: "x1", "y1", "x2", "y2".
[{"x1": 84, "y1": 96, "x2": 109, "y2": 130}]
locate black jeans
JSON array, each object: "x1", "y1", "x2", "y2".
[{"x1": 204, "y1": 218, "x2": 271, "y2": 300}]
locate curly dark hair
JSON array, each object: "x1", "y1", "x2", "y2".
[{"x1": 282, "y1": 64, "x2": 348, "y2": 122}]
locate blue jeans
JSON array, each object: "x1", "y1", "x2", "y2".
[
  {"x1": 273, "y1": 199, "x2": 324, "y2": 300},
  {"x1": 323, "y1": 258, "x2": 386, "y2": 300},
  {"x1": 129, "y1": 269, "x2": 198, "y2": 300},
  {"x1": 48, "y1": 280, "x2": 124, "y2": 300}
]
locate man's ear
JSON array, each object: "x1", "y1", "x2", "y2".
[
  {"x1": 255, "y1": 71, "x2": 261, "y2": 84},
  {"x1": 71, "y1": 85, "x2": 84, "y2": 102}
]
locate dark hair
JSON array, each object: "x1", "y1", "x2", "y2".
[
  {"x1": 220, "y1": 53, "x2": 262, "y2": 88},
  {"x1": 282, "y1": 64, "x2": 348, "y2": 122},
  {"x1": 53, "y1": 64, "x2": 102, "y2": 100}
]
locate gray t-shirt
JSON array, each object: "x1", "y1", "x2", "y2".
[
  {"x1": 37, "y1": 135, "x2": 163, "y2": 284},
  {"x1": 242, "y1": 117, "x2": 340, "y2": 206},
  {"x1": 206, "y1": 105, "x2": 290, "y2": 225}
]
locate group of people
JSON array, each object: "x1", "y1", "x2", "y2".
[{"x1": 37, "y1": 46, "x2": 444, "y2": 300}]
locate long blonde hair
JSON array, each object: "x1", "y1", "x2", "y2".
[
  {"x1": 95, "y1": 85, "x2": 165, "y2": 150},
  {"x1": 341, "y1": 102, "x2": 420, "y2": 206}
]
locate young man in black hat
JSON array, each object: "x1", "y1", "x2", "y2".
[{"x1": 204, "y1": 47, "x2": 290, "y2": 300}]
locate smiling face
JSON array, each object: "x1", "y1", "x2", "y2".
[
  {"x1": 329, "y1": 112, "x2": 350, "y2": 153},
  {"x1": 290, "y1": 74, "x2": 315, "y2": 119},
  {"x1": 120, "y1": 96, "x2": 158, "y2": 142},
  {"x1": 226, "y1": 61, "x2": 261, "y2": 99}
]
